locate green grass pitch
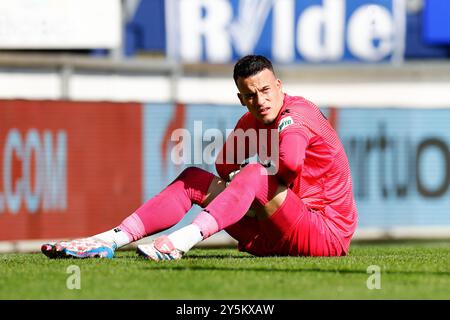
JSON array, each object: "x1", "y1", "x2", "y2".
[{"x1": 1, "y1": 241, "x2": 450, "y2": 300}]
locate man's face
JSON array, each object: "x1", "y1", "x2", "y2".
[{"x1": 236, "y1": 68, "x2": 284, "y2": 125}]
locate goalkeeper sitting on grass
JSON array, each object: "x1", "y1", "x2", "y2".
[{"x1": 42, "y1": 55, "x2": 358, "y2": 260}]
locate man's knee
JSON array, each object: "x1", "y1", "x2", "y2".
[
  {"x1": 177, "y1": 166, "x2": 209, "y2": 180},
  {"x1": 175, "y1": 166, "x2": 216, "y2": 205},
  {"x1": 202, "y1": 163, "x2": 271, "y2": 209}
]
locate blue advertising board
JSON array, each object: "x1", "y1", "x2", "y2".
[
  {"x1": 338, "y1": 108, "x2": 450, "y2": 228},
  {"x1": 166, "y1": 0, "x2": 405, "y2": 64},
  {"x1": 126, "y1": 0, "x2": 408, "y2": 63},
  {"x1": 423, "y1": 0, "x2": 450, "y2": 44}
]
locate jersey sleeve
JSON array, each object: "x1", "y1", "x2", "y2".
[{"x1": 275, "y1": 112, "x2": 313, "y2": 186}]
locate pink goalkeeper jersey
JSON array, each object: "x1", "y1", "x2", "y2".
[{"x1": 216, "y1": 94, "x2": 358, "y2": 249}]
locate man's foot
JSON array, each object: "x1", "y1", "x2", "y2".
[
  {"x1": 136, "y1": 235, "x2": 183, "y2": 261},
  {"x1": 41, "y1": 238, "x2": 116, "y2": 259}
]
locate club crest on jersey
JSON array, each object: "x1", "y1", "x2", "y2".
[{"x1": 278, "y1": 116, "x2": 293, "y2": 132}]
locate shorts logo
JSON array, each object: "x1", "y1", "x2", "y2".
[{"x1": 278, "y1": 116, "x2": 293, "y2": 132}]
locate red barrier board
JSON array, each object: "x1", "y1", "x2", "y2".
[{"x1": 0, "y1": 100, "x2": 142, "y2": 241}]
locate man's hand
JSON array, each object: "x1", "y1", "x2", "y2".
[
  {"x1": 226, "y1": 155, "x2": 273, "y2": 186},
  {"x1": 226, "y1": 169, "x2": 240, "y2": 186}
]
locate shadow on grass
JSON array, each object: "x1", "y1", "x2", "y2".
[
  {"x1": 36, "y1": 251, "x2": 450, "y2": 278},
  {"x1": 141, "y1": 264, "x2": 450, "y2": 277},
  {"x1": 183, "y1": 254, "x2": 255, "y2": 259},
  {"x1": 136, "y1": 253, "x2": 450, "y2": 277}
]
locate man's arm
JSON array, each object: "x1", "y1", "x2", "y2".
[{"x1": 276, "y1": 130, "x2": 309, "y2": 187}]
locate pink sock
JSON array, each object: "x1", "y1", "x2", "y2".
[
  {"x1": 193, "y1": 163, "x2": 278, "y2": 238},
  {"x1": 119, "y1": 167, "x2": 214, "y2": 241}
]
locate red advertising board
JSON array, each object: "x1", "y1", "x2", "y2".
[{"x1": 0, "y1": 100, "x2": 142, "y2": 241}]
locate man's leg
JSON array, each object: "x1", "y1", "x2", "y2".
[
  {"x1": 200, "y1": 169, "x2": 344, "y2": 257},
  {"x1": 193, "y1": 163, "x2": 287, "y2": 238},
  {"x1": 202, "y1": 174, "x2": 287, "y2": 219},
  {"x1": 42, "y1": 166, "x2": 215, "y2": 259},
  {"x1": 136, "y1": 163, "x2": 344, "y2": 260},
  {"x1": 138, "y1": 163, "x2": 288, "y2": 260},
  {"x1": 160, "y1": 171, "x2": 286, "y2": 252},
  {"x1": 116, "y1": 166, "x2": 214, "y2": 243}
]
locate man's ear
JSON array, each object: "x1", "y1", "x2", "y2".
[
  {"x1": 237, "y1": 93, "x2": 245, "y2": 106},
  {"x1": 276, "y1": 78, "x2": 282, "y2": 90}
]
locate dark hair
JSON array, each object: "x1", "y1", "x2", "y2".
[{"x1": 233, "y1": 55, "x2": 275, "y2": 84}]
